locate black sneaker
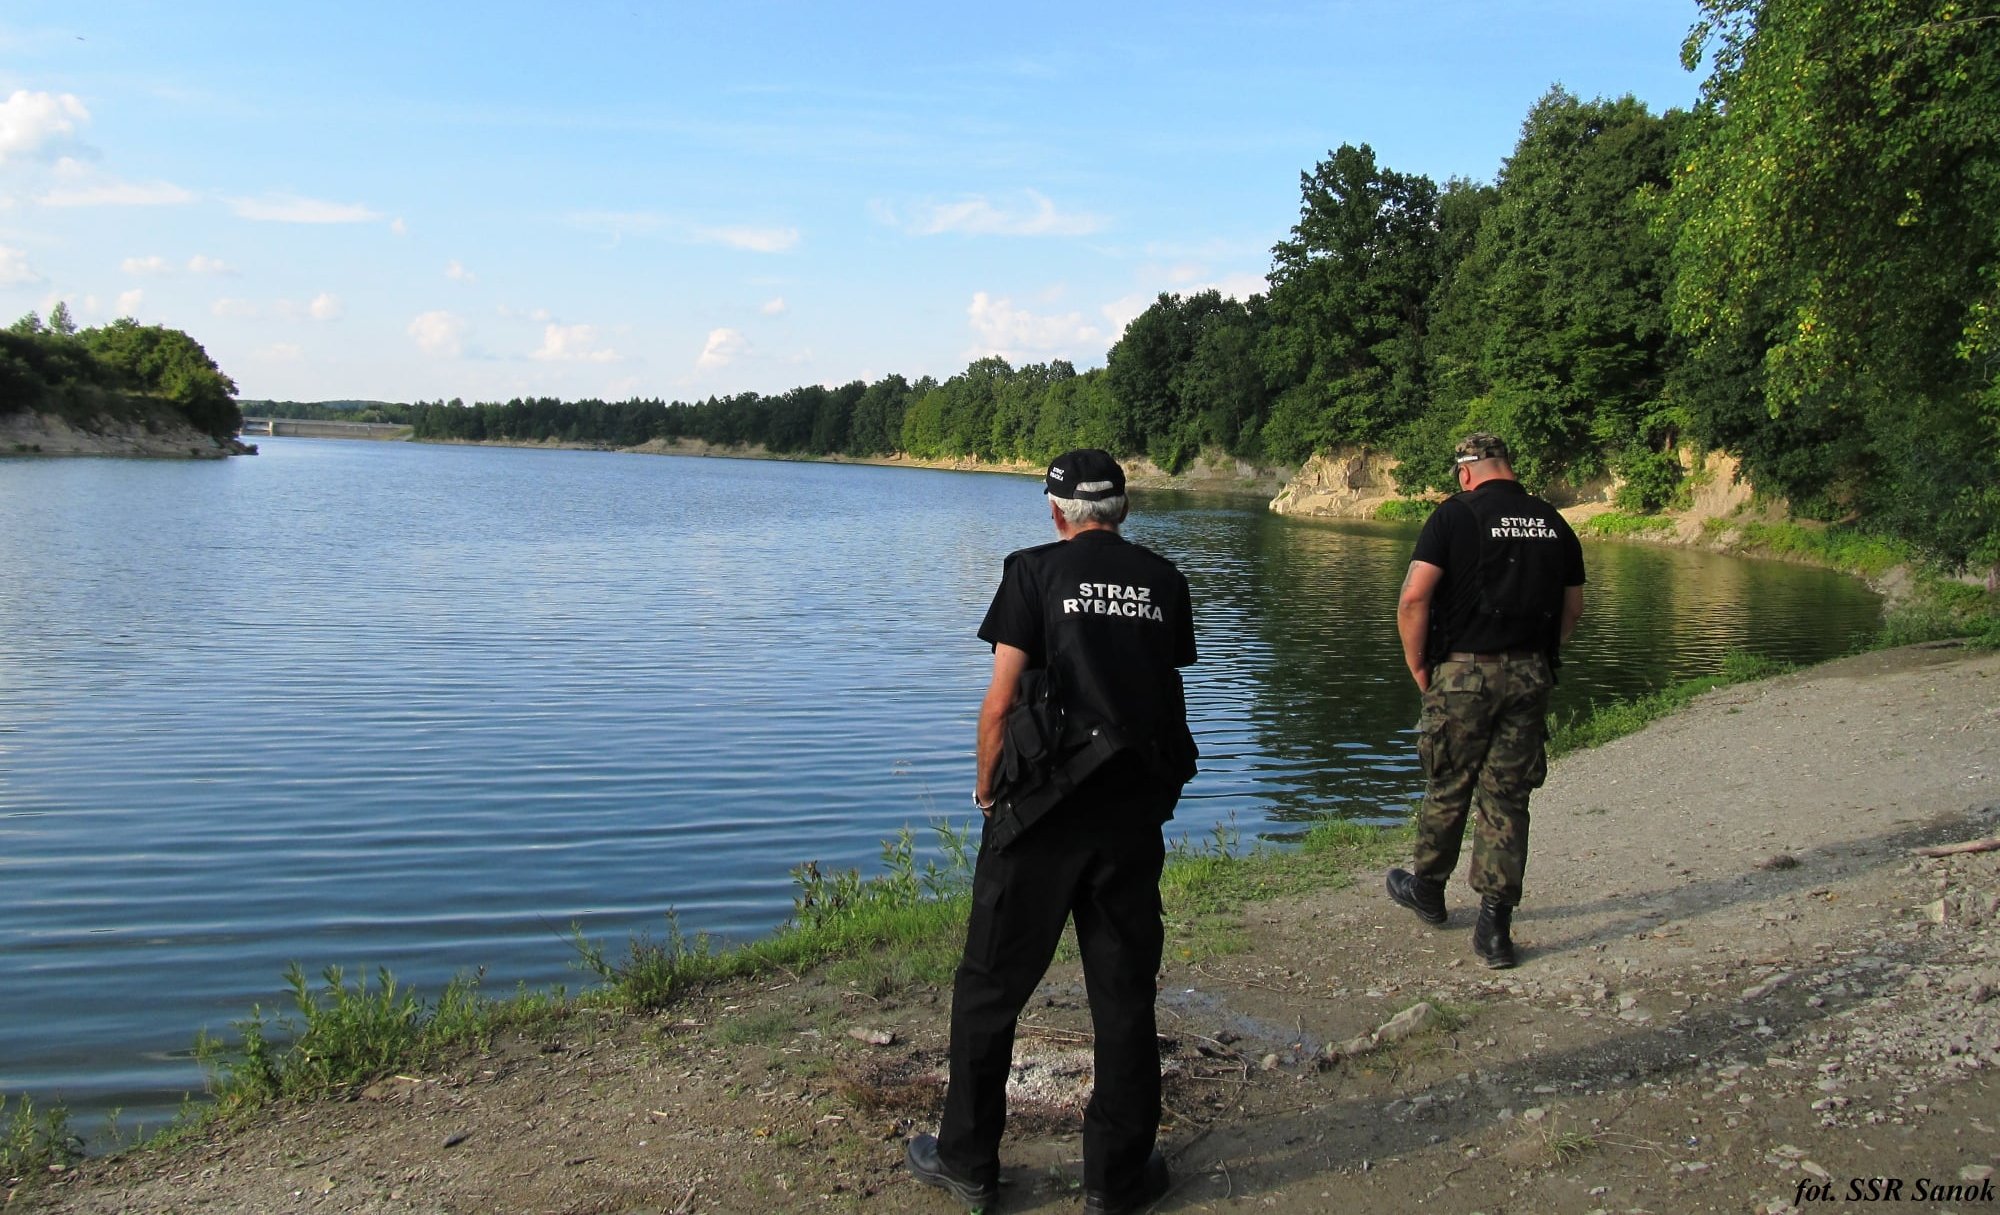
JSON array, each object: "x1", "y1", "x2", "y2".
[
  {"x1": 1083, "y1": 1149, "x2": 1171, "y2": 1214},
  {"x1": 906, "y1": 1133, "x2": 998, "y2": 1211},
  {"x1": 1386, "y1": 868, "x2": 1448, "y2": 926}
]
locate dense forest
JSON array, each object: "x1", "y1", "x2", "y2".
[{"x1": 2, "y1": 304, "x2": 241, "y2": 442}]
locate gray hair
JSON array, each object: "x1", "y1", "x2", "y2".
[{"x1": 1047, "y1": 492, "x2": 1128, "y2": 528}]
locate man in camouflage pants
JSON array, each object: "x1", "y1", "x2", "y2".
[{"x1": 1387, "y1": 434, "x2": 1585, "y2": 968}]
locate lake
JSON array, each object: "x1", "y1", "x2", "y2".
[{"x1": 0, "y1": 438, "x2": 1880, "y2": 1134}]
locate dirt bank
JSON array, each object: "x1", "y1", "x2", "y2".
[
  {"x1": 1, "y1": 411, "x2": 249, "y2": 459},
  {"x1": 20, "y1": 642, "x2": 2000, "y2": 1214}
]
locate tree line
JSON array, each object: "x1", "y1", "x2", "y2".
[{"x1": 2, "y1": 304, "x2": 241, "y2": 441}]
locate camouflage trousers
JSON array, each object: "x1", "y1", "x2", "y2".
[{"x1": 1412, "y1": 653, "x2": 1552, "y2": 906}]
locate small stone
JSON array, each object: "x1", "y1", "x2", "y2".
[
  {"x1": 1801, "y1": 1160, "x2": 1831, "y2": 1180},
  {"x1": 1261, "y1": 1053, "x2": 1281, "y2": 1071},
  {"x1": 846, "y1": 1027, "x2": 895, "y2": 1046},
  {"x1": 1962, "y1": 1165, "x2": 1996, "y2": 1182},
  {"x1": 1373, "y1": 1001, "x2": 1438, "y2": 1044},
  {"x1": 1522, "y1": 1107, "x2": 1547, "y2": 1123}
]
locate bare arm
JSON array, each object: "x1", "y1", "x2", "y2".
[
  {"x1": 975, "y1": 643, "x2": 1030, "y2": 813},
  {"x1": 1560, "y1": 584, "x2": 1584, "y2": 644},
  {"x1": 1396, "y1": 561, "x2": 1445, "y2": 693}
]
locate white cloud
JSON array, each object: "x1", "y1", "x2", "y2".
[
  {"x1": 121, "y1": 255, "x2": 173, "y2": 276},
  {"x1": 211, "y1": 297, "x2": 258, "y2": 318},
  {"x1": 39, "y1": 178, "x2": 196, "y2": 207},
  {"x1": 1215, "y1": 271, "x2": 1270, "y2": 300},
  {"x1": 695, "y1": 225, "x2": 799, "y2": 253},
  {"x1": 903, "y1": 190, "x2": 1103, "y2": 238},
  {"x1": 0, "y1": 90, "x2": 89, "y2": 166},
  {"x1": 229, "y1": 193, "x2": 380, "y2": 224},
  {"x1": 0, "y1": 245, "x2": 45, "y2": 285},
  {"x1": 967, "y1": 292, "x2": 1104, "y2": 360},
  {"x1": 408, "y1": 310, "x2": 467, "y2": 356},
  {"x1": 115, "y1": 288, "x2": 143, "y2": 316},
  {"x1": 1100, "y1": 271, "x2": 1268, "y2": 336},
  {"x1": 187, "y1": 254, "x2": 233, "y2": 275},
  {"x1": 1100, "y1": 293, "x2": 1151, "y2": 336},
  {"x1": 445, "y1": 259, "x2": 476, "y2": 283},
  {"x1": 696, "y1": 327, "x2": 748, "y2": 371},
  {"x1": 532, "y1": 323, "x2": 619, "y2": 363},
  {"x1": 258, "y1": 343, "x2": 303, "y2": 361},
  {"x1": 308, "y1": 292, "x2": 342, "y2": 321},
  {"x1": 761, "y1": 296, "x2": 787, "y2": 316},
  {"x1": 570, "y1": 210, "x2": 799, "y2": 253}
]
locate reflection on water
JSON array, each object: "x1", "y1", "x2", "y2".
[{"x1": 0, "y1": 442, "x2": 1879, "y2": 1129}]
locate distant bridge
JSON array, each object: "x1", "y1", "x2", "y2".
[{"x1": 240, "y1": 417, "x2": 413, "y2": 440}]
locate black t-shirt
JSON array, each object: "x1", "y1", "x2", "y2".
[
  {"x1": 978, "y1": 529, "x2": 1197, "y2": 750},
  {"x1": 1412, "y1": 480, "x2": 1585, "y2": 656}
]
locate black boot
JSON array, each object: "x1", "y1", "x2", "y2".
[
  {"x1": 1386, "y1": 868, "x2": 1447, "y2": 925},
  {"x1": 1473, "y1": 897, "x2": 1518, "y2": 969}
]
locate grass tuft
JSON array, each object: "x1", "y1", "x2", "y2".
[
  {"x1": 2, "y1": 1092, "x2": 83, "y2": 1183},
  {"x1": 1374, "y1": 497, "x2": 1433, "y2": 522},
  {"x1": 1578, "y1": 511, "x2": 1675, "y2": 538},
  {"x1": 1547, "y1": 650, "x2": 1795, "y2": 758}
]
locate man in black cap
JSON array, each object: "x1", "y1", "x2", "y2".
[
  {"x1": 1386, "y1": 432, "x2": 1585, "y2": 968},
  {"x1": 907, "y1": 448, "x2": 1197, "y2": 1214}
]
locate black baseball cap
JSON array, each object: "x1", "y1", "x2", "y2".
[{"x1": 1044, "y1": 448, "x2": 1126, "y2": 501}]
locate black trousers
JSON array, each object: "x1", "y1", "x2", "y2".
[{"x1": 937, "y1": 793, "x2": 1169, "y2": 1194}]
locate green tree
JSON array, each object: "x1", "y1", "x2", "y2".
[
  {"x1": 1665, "y1": 0, "x2": 2000, "y2": 565},
  {"x1": 1260, "y1": 143, "x2": 1441, "y2": 464},
  {"x1": 1429, "y1": 89, "x2": 1682, "y2": 489},
  {"x1": 82, "y1": 319, "x2": 241, "y2": 439}
]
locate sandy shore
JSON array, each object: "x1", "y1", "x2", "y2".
[{"x1": 20, "y1": 641, "x2": 1999, "y2": 1214}]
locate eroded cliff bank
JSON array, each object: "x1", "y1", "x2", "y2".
[{"x1": 1, "y1": 411, "x2": 251, "y2": 459}]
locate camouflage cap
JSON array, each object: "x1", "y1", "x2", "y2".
[{"x1": 1453, "y1": 432, "x2": 1511, "y2": 465}]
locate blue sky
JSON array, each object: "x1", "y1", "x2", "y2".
[{"x1": 1, "y1": 1, "x2": 1702, "y2": 404}]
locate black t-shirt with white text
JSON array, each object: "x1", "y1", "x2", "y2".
[
  {"x1": 978, "y1": 529, "x2": 1196, "y2": 758},
  {"x1": 1412, "y1": 480, "x2": 1585, "y2": 658}
]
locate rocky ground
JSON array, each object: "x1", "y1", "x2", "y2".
[{"x1": 17, "y1": 642, "x2": 1999, "y2": 1214}]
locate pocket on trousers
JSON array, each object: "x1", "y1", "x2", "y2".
[
  {"x1": 1417, "y1": 714, "x2": 1446, "y2": 775},
  {"x1": 963, "y1": 869, "x2": 1007, "y2": 968},
  {"x1": 1524, "y1": 742, "x2": 1548, "y2": 790}
]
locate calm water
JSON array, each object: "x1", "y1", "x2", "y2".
[{"x1": 0, "y1": 439, "x2": 1879, "y2": 1132}]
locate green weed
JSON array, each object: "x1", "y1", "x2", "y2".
[
  {"x1": 1160, "y1": 817, "x2": 1410, "y2": 962},
  {"x1": 1546, "y1": 650, "x2": 1795, "y2": 758},
  {"x1": 1878, "y1": 577, "x2": 2000, "y2": 648},
  {"x1": 1542, "y1": 1124, "x2": 1598, "y2": 1164},
  {"x1": 195, "y1": 963, "x2": 504, "y2": 1109},
  {"x1": 1577, "y1": 510, "x2": 1674, "y2": 538},
  {"x1": 716, "y1": 1008, "x2": 797, "y2": 1048},
  {"x1": 1374, "y1": 497, "x2": 1433, "y2": 522},
  {"x1": 1, "y1": 1092, "x2": 83, "y2": 1182}
]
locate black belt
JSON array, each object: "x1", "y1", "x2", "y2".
[{"x1": 1443, "y1": 650, "x2": 1542, "y2": 664}]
